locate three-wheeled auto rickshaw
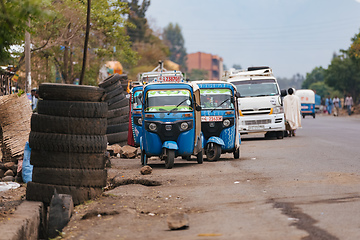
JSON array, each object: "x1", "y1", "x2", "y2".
[
  {"x1": 129, "y1": 85, "x2": 144, "y2": 147},
  {"x1": 195, "y1": 81, "x2": 241, "y2": 161},
  {"x1": 140, "y1": 76, "x2": 203, "y2": 169},
  {"x1": 295, "y1": 89, "x2": 316, "y2": 118}
]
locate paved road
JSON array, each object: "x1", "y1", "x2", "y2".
[{"x1": 63, "y1": 114, "x2": 360, "y2": 240}]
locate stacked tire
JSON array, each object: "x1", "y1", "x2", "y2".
[
  {"x1": 99, "y1": 74, "x2": 130, "y2": 146},
  {"x1": 26, "y1": 83, "x2": 108, "y2": 205}
]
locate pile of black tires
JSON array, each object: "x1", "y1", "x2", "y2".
[
  {"x1": 99, "y1": 73, "x2": 130, "y2": 146},
  {"x1": 26, "y1": 83, "x2": 108, "y2": 205}
]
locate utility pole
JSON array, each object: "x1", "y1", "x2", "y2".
[
  {"x1": 79, "y1": 0, "x2": 91, "y2": 85},
  {"x1": 25, "y1": 19, "x2": 31, "y2": 92}
]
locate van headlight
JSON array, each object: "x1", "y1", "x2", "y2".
[
  {"x1": 149, "y1": 123, "x2": 157, "y2": 131},
  {"x1": 180, "y1": 122, "x2": 188, "y2": 130},
  {"x1": 138, "y1": 118, "x2": 142, "y2": 125},
  {"x1": 272, "y1": 106, "x2": 283, "y2": 114},
  {"x1": 223, "y1": 119, "x2": 231, "y2": 127}
]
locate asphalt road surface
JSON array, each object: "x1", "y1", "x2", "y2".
[{"x1": 63, "y1": 114, "x2": 360, "y2": 240}]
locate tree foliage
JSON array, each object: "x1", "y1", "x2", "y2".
[
  {"x1": 187, "y1": 69, "x2": 208, "y2": 81},
  {"x1": 0, "y1": 0, "x2": 47, "y2": 64},
  {"x1": 162, "y1": 23, "x2": 187, "y2": 70},
  {"x1": 126, "y1": 0, "x2": 150, "y2": 43},
  {"x1": 6, "y1": 0, "x2": 138, "y2": 87},
  {"x1": 302, "y1": 66, "x2": 325, "y2": 89}
]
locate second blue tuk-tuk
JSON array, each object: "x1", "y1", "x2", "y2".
[
  {"x1": 140, "y1": 78, "x2": 203, "y2": 169},
  {"x1": 129, "y1": 85, "x2": 144, "y2": 147},
  {"x1": 195, "y1": 81, "x2": 241, "y2": 161},
  {"x1": 295, "y1": 89, "x2": 316, "y2": 118}
]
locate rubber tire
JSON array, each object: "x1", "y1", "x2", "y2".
[
  {"x1": 196, "y1": 150, "x2": 203, "y2": 164},
  {"x1": 98, "y1": 74, "x2": 121, "y2": 89},
  {"x1": 107, "y1": 106, "x2": 129, "y2": 118},
  {"x1": 39, "y1": 83, "x2": 105, "y2": 102},
  {"x1": 30, "y1": 150, "x2": 106, "y2": 169},
  {"x1": 26, "y1": 181, "x2": 103, "y2": 205},
  {"x1": 141, "y1": 150, "x2": 147, "y2": 166},
  {"x1": 303, "y1": 115, "x2": 305, "y2": 118},
  {"x1": 233, "y1": 147, "x2": 240, "y2": 159},
  {"x1": 276, "y1": 131, "x2": 284, "y2": 139},
  {"x1": 108, "y1": 97, "x2": 128, "y2": 110},
  {"x1": 104, "y1": 86, "x2": 124, "y2": 101},
  {"x1": 106, "y1": 93, "x2": 125, "y2": 105},
  {"x1": 32, "y1": 168, "x2": 107, "y2": 187},
  {"x1": 107, "y1": 115, "x2": 128, "y2": 125},
  {"x1": 103, "y1": 80, "x2": 122, "y2": 93},
  {"x1": 165, "y1": 149, "x2": 175, "y2": 169},
  {"x1": 38, "y1": 100, "x2": 108, "y2": 118},
  {"x1": 29, "y1": 132, "x2": 107, "y2": 153},
  {"x1": 206, "y1": 143, "x2": 221, "y2": 161},
  {"x1": 106, "y1": 123, "x2": 129, "y2": 134},
  {"x1": 107, "y1": 131, "x2": 128, "y2": 145},
  {"x1": 31, "y1": 114, "x2": 107, "y2": 135}
]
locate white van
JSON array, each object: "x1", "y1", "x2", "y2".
[{"x1": 224, "y1": 67, "x2": 287, "y2": 139}]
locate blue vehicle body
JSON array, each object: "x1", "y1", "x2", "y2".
[
  {"x1": 130, "y1": 85, "x2": 144, "y2": 147},
  {"x1": 195, "y1": 81, "x2": 241, "y2": 161},
  {"x1": 140, "y1": 82, "x2": 203, "y2": 168}
]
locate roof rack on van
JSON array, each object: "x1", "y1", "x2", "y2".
[{"x1": 226, "y1": 67, "x2": 273, "y2": 79}]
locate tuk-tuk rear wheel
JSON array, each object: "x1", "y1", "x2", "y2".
[
  {"x1": 233, "y1": 147, "x2": 240, "y2": 159},
  {"x1": 165, "y1": 150, "x2": 175, "y2": 169},
  {"x1": 206, "y1": 143, "x2": 221, "y2": 161}
]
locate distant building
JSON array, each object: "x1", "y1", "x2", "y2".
[{"x1": 186, "y1": 52, "x2": 223, "y2": 80}]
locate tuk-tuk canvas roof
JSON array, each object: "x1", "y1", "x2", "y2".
[{"x1": 295, "y1": 89, "x2": 315, "y2": 104}]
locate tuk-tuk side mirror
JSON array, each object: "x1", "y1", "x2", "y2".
[
  {"x1": 195, "y1": 104, "x2": 202, "y2": 111},
  {"x1": 281, "y1": 89, "x2": 287, "y2": 97},
  {"x1": 235, "y1": 92, "x2": 241, "y2": 98}
]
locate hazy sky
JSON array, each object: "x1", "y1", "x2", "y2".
[{"x1": 146, "y1": 0, "x2": 360, "y2": 78}]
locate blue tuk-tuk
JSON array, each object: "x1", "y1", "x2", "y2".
[
  {"x1": 195, "y1": 81, "x2": 241, "y2": 161},
  {"x1": 140, "y1": 80, "x2": 203, "y2": 169},
  {"x1": 129, "y1": 85, "x2": 144, "y2": 147},
  {"x1": 295, "y1": 89, "x2": 316, "y2": 118}
]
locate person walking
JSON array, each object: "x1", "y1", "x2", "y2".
[
  {"x1": 344, "y1": 94, "x2": 354, "y2": 116},
  {"x1": 333, "y1": 96, "x2": 341, "y2": 116},
  {"x1": 283, "y1": 88, "x2": 302, "y2": 137},
  {"x1": 325, "y1": 96, "x2": 333, "y2": 115}
]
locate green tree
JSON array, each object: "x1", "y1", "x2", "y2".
[
  {"x1": 0, "y1": 0, "x2": 47, "y2": 64},
  {"x1": 325, "y1": 54, "x2": 360, "y2": 101},
  {"x1": 232, "y1": 64, "x2": 242, "y2": 69},
  {"x1": 126, "y1": 0, "x2": 150, "y2": 43},
  {"x1": 302, "y1": 66, "x2": 325, "y2": 89},
  {"x1": 163, "y1": 23, "x2": 187, "y2": 70},
  {"x1": 187, "y1": 69, "x2": 208, "y2": 81}
]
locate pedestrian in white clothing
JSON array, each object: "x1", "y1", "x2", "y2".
[
  {"x1": 344, "y1": 94, "x2": 354, "y2": 116},
  {"x1": 283, "y1": 88, "x2": 302, "y2": 137}
]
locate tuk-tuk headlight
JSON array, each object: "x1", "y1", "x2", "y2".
[
  {"x1": 223, "y1": 119, "x2": 231, "y2": 127},
  {"x1": 138, "y1": 118, "x2": 142, "y2": 126},
  {"x1": 180, "y1": 122, "x2": 189, "y2": 130},
  {"x1": 149, "y1": 123, "x2": 157, "y2": 131}
]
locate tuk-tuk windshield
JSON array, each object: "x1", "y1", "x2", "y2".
[
  {"x1": 233, "y1": 79, "x2": 279, "y2": 97},
  {"x1": 145, "y1": 89, "x2": 193, "y2": 112},
  {"x1": 200, "y1": 88, "x2": 234, "y2": 110},
  {"x1": 132, "y1": 90, "x2": 142, "y2": 110}
]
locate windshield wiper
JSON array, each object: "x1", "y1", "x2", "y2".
[
  {"x1": 210, "y1": 98, "x2": 230, "y2": 113},
  {"x1": 168, "y1": 98, "x2": 190, "y2": 115}
]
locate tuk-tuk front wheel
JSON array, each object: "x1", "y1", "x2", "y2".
[
  {"x1": 233, "y1": 147, "x2": 240, "y2": 159},
  {"x1": 165, "y1": 149, "x2": 175, "y2": 169},
  {"x1": 206, "y1": 143, "x2": 221, "y2": 161},
  {"x1": 141, "y1": 150, "x2": 147, "y2": 166},
  {"x1": 196, "y1": 150, "x2": 203, "y2": 164}
]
